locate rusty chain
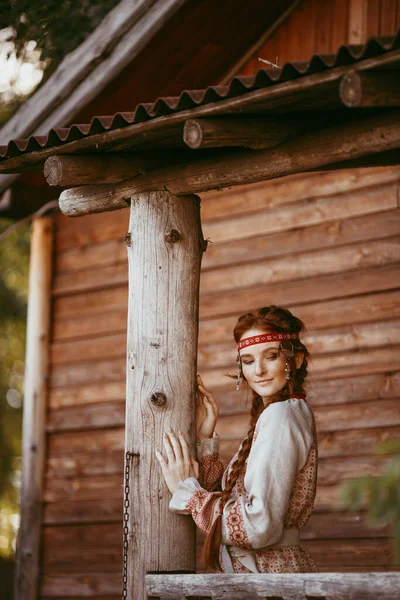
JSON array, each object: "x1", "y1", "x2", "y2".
[{"x1": 122, "y1": 451, "x2": 132, "y2": 599}]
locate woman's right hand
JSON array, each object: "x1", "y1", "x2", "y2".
[{"x1": 196, "y1": 374, "x2": 219, "y2": 440}]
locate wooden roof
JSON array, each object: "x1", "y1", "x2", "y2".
[{"x1": 1, "y1": 32, "x2": 399, "y2": 172}]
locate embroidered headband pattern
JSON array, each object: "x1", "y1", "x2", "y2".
[{"x1": 238, "y1": 332, "x2": 299, "y2": 350}]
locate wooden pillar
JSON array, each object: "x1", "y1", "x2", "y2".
[
  {"x1": 15, "y1": 217, "x2": 53, "y2": 600},
  {"x1": 124, "y1": 191, "x2": 204, "y2": 600}
]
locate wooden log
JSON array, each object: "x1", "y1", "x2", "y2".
[
  {"x1": 40, "y1": 573, "x2": 121, "y2": 598},
  {"x1": 43, "y1": 474, "x2": 122, "y2": 503},
  {"x1": 2, "y1": 47, "x2": 400, "y2": 177},
  {"x1": 53, "y1": 166, "x2": 400, "y2": 253},
  {"x1": 52, "y1": 262, "x2": 398, "y2": 325},
  {"x1": 339, "y1": 71, "x2": 400, "y2": 108},
  {"x1": 199, "y1": 165, "x2": 400, "y2": 223},
  {"x1": 198, "y1": 289, "x2": 400, "y2": 345},
  {"x1": 183, "y1": 116, "x2": 301, "y2": 150},
  {"x1": 146, "y1": 573, "x2": 400, "y2": 600},
  {"x1": 214, "y1": 398, "x2": 400, "y2": 441},
  {"x1": 43, "y1": 497, "x2": 122, "y2": 525},
  {"x1": 54, "y1": 198, "x2": 400, "y2": 275},
  {"x1": 52, "y1": 233, "x2": 400, "y2": 297},
  {"x1": 50, "y1": 315, "x2": 400, "y2": 368},
  {"x1": 124, "y1": 191, "x2": 203, "y2": 597},
  {"x1": 47, "y1": 400, "x2": 125, "y2": 432},
  {"x1": 46, "y1": 449, "x2": 124, "y2": 478},
  {"x1": 15, "y1": 218, "x2": 53, "y2": 600},
  {"x1": 58, "y1": 110, "x2": 400, "y2": 216},
  {"x1": 44, "y1": 153, "x2": 186, "y2": 186},
  {"x1": 48, "y1": 380, "x2": 126, "y2": 409}
]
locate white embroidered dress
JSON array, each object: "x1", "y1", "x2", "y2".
[{"x1": 169, "y1": 396, "x2": 318, "y2": 573}]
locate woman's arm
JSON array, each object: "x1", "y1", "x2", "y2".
[
  {"x1": 196, "y1": 433, "x2": 225, "y2": 492},
  {"x1": 169, "y1": 399, "x2": 314, "y2": 549}
]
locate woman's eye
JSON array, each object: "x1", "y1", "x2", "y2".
[
  {"x1": 243, "y1": 360, "x2": 253, "y2": 365},
  {"x1": 267, "y1": 355, "x2": 278, "y2": 360}
]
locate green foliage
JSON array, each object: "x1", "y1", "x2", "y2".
[
  {"x1": 0, "y1": 218, "x2": 30, "y2": 558},
  {"x1": 338, "y1": 440, "x2": 400, "y2": 563},
  {"x1": 0, "y1": 0, "x2": 120, "y2": 63}
]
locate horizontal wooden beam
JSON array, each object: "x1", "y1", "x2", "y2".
[
  {"x1": 146, "y1": 573, "x2": 400, "y2": 599},
  {"x1": 43, "y1": 152, "x2": 186, "y2": 186},
  {"x1": 1, "y1": 49, "x2": 399, "y2": 176},
  {"x1": 183, "y1": 116, "x2": 300, "y2": 150},
  {"x1": 339, "y1": 70, "x2": 400, "y2": 108},
  {"x1": 59, "y1": 110, "x2": 400, "y2": 217}
]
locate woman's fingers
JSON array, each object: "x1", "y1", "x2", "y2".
[
  {"x1": 165, "y1": 429, "x2": 183, "y2": 463},
  {"x1": 178, "y1": 431, "x2": 191, "y2": 466},
  {"x1": 163, "y1": 432, "x2": 176, "y2": 464}
]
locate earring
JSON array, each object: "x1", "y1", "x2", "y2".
[
  {"x1": 285, "y1": 361, "x2": 290, "y2": 380},
  {"x1": 236, "y1": 353, "x2": 242, "y2": 391}
]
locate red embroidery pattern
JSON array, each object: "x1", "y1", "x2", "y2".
[
  {"x1": 238, "y1": 332, "x2": 299, "y2": 350},
  {"x1": 285, "y1": 410, "x2": 318, "y2": 529},
  {"x1": 254, "y1": 545, "x2": 318, "y2": 573},
  {"x1": 231, "y1": 556, "x2": 253, "y2": 573},
  {"x1": 199, "y1": 453, "x2": 224, "y2": 492},
  {"x1": 225, "y1": 498, "x2": 252, "y2": 549},
  {"x1": 185, "y1": 489, "x2": 222, "y2": 534}
]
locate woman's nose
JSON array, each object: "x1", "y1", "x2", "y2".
[{"x1": 254, "y1": 360, "x2": 266, "y2": 376}]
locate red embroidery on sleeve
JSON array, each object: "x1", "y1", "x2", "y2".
[
  {"x1": 185, "y1": 489, "x2": 222, "y2": 534},
  {"x1": 199, "y1": 453, "x2": 224, "y2": 491},
  {"x1": 225, "y1": 498, "x2": 252, "y2": 549}
]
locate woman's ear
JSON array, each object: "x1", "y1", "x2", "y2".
[{"x1": 295, "y1": 352, "x2": 304, "y2": 370}]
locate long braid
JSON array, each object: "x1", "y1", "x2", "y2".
[
  {"x1": 202, "y1": 304, "x2": 311, "y2": 571},
  {"x1": 203, "y1": 392, "x2": 264, "y2": 570}
]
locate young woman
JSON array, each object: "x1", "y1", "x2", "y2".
[{"x1": 155, "y1": 305, "x2": 318, "y2": 573}]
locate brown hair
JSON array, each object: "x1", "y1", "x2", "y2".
[{"x1": 203, "y1": 305, "x2": 310, "y2": 571}]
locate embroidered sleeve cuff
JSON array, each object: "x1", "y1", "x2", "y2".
[
  {"x1": 196, "y1": 431, "x2": 220, "y2": 460},
  {"x1": 169, "y1": 477, "x2": 202, "y2": 514}
]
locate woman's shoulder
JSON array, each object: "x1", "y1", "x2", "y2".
[{"x1": 258, "y1": 396, "x2": 313, "y2": 430}]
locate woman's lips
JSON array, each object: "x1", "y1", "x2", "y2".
[{"x1": 256, "y1": 378, "x2": 273, "y2": 384}]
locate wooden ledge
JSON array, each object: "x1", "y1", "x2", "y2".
[{"x1": 146, "y1": 572, "x2": 400, "y2": 599}]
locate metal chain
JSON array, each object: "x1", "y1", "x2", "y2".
[{"x1": 122, "y1": 451, "x2": 132, "y2": 599}]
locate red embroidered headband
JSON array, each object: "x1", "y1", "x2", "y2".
[{"x1": 238, "y1": 332, "x2": 299, "y2": 350}]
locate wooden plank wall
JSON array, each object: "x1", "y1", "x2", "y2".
[
  {"x1": 40, "y1": 164, "x2": 400, "y2": 597},
  {"x1": 39, "y1": 1, "x2": 400, "y2": 597},
  {"x1": 238, "y1": 0, "x2": 400, "y2": 74}
]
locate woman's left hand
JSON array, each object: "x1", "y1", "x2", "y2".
[{"x1": 156, "y1": 428, "x2": 199, "y2": 495}]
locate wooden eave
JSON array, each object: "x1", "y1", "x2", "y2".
[{"x1": 0, "y1": 41, "x2": 399, "y2": 178}]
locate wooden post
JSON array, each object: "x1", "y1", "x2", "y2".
[
  {"x1": 14, "y1": 217, "x2": 53, "y2": 600},
  {"x1": 124, "y1": 191, "x2": 204, "y2": 600}
]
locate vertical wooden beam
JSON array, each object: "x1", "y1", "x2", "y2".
[
  {"x1": 348, "y1": 0, "x2": 367, "y2": 43},
  {"x1": 14, "y1": 217, "x2": 53, "y2": 600},
  {"x1": 124, "y1": 191, "x2": 204, "y2": 600}
]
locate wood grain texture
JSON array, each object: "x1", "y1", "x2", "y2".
[
  {"x1": 125, "y1": 191, "x2": 203, "y2": 595},
  {"x1": 15, "y1": 218, "x2": 53, "y2": 600},
  {"x1": 146, "y1": 572, "x2": 400, "y2": 599}
]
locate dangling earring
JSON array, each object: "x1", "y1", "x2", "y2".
[
  {"x1": 285, "y1": 361, "x2": 290, "y2": 380},
  {"x1": 236, "y1": 353, "x2": 242, "y2": 391}
]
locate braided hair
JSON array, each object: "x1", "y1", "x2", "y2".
[{"x1": 203, "y1": 305, "x2": 310, "y2": 571}]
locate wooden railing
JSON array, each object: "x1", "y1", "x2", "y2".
[{"x1": 146, "y1": 572, "x2": 400, "y2": 599}]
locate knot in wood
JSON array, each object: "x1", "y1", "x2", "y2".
[
  {"x1": 124, "y1": 232, "x2": 131, "y2": 246},
  {"x1": 150, "y1": 392, "x2": 167, "y2": 407},
  {"x1": 165, "y1": 229, "x2": 181, "y2": 243}
]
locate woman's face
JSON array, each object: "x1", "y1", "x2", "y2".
[{"x1": 239, "y1": 328, "x2": 300, "y2": 404}]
